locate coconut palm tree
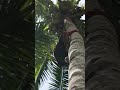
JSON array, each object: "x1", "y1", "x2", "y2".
[
  {"x1": 0, "y1": 0, "x2": 34, "y2": 89},
  {"x1": 64, "y1": 18, "x2": 85, "y2": 90},
  {"x1": 85, "y1": 0, "x2": 120, "y2": 89},
  {"x1": 35, "y1": 0, "x2": 85, "y2": 90}
]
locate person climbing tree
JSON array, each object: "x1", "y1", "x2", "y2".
[
  {"x1": 53, "y1": 1, "x2": 85, "y2": 89},
  {"x1": 54, "y1": 17, "x2": 85, "y2": 90}
]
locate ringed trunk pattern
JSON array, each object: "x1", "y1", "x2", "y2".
[
  {"x1": 86, "y1": 15, "x2": 120, "y2": 89},
  {"x1": 68, "y1": 32, "x2": 85, "y2": 90}
]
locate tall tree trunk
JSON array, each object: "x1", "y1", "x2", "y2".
[
  {"x1": 68, "y1": 32, "x2": 85, "y2": 90},
  {"x1": 86, "y1": 15, "x2": 120, "y2": 89},
  {"x1": 64, "y1": 19, "x2": 85, "y2": 90}
]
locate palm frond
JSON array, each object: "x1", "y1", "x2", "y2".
[
  {"x1": 49, "y1": 63, "x2": 68, "y2": 90},
  {"x1": 35, "y1": 57, "x2": 50, "y2": 90}
]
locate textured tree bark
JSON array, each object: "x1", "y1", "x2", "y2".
[
  {"x1": 64, "y1": 18, "x2": 85, "y2": 90},
  {"x1": 67, "y1": 28, "x2": 85, "y2": 90},
  {"x1": 86, "y1": 15, "x2": 120, "y2": 90}
]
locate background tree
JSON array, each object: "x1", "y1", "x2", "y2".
[
  {"x1": 98, "y1": 0, "x2": 120, "y2": 46},
  {"x1": 86, "y1": 0, "x2": 120, "y2": 89}
]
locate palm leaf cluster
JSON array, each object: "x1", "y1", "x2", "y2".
[
  {"x1": 35, "y1": 12, "x2": 58, "y2": 90},
  {"x1": 35, "y1": 0, "x2": 85, "y2": 90},
  {"x1": 0, "y1": 0, "x2": 34, "y2": 89},
  {"x1": 49, "y1": 66, "x2": 68, "y2": 90}
]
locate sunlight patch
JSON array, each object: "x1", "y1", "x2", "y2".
[{"x1": 51, "y1": 0, "x2": 57, "y2": 5}]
